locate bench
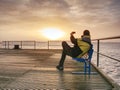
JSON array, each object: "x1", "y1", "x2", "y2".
[{"x1": 72, "y1": 45, "x2": 94, "y2": 74}]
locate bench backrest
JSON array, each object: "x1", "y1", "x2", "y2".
[{"x1": 87, "y1": 45, "x2": 94, "y2": 60}]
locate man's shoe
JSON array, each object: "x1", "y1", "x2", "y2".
[{"x1": 56, "y1": 65, "x2": 64, "y2": 71}]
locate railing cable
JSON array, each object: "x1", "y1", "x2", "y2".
[{"x1": 94, "y1": 51, "x2": 120, "y2": 62}]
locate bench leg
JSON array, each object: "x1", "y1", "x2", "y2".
[
  {"x1": 84, "y1": 61, "x2": 91, "y2": 74},
  {"x1": 84, "y1": 62, "x2": 87, "y2": 74}
]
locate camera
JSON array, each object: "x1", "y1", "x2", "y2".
[{"x1": 71, "y1": 32, "x2": 76, "y2": 35}]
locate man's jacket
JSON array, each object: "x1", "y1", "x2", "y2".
[{"x1": 70, "y1": 35, "x2": 91, "y2": 58}]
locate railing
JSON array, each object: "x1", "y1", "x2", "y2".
[
  {"x1": 0, "y1": 36, "x2": 120, "y2": 67},
  {"x1": 0, "y1": 40, "x2": 71, "y2": 50},
  {"x1": 92, "y1": 36, "x2": 120, "y2": 67}
]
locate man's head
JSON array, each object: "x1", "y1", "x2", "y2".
[{"x1": 83, "y1": 30, "x2": 90, "y2": 36}]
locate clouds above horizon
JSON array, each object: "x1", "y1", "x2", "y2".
[
  {"x1": 0, "y1": 0, "x2": 120, "y2": 40},
  {"x1": 0, "y1": 0, "x2": 119, "y2": 22}
]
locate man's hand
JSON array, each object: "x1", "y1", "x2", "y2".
[{"x1": 70, "y1": 32, "x2": 76, "y2": 35}]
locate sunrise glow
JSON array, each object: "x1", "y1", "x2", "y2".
[{"x1": 41, "y1": 28, "x2": 65, "y2": 40}]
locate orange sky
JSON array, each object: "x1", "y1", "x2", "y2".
[{"x1": 0, "y1": 0, "x2": 120, "y2": 41}]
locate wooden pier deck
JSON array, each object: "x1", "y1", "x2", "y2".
[{"x1": 0, "y1": 49, "x2": 116, "y2": 89}]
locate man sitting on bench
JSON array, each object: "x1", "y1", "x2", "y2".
[{"x1": 56, "y1": 30, "x2": 92, "y2": 71}]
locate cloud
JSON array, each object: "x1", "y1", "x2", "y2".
[
  {"x1": 64, "y1": 0, "x2": 120, "y2": 27},
  {"x1": 0, "y1": 0, "x2": 28, "y2": 13},
  {"x1": 27, "y1": 0, "x2": 69, "y2": 9},
  {"x1": 25, "y1": 0, "x2": 70, "y2": 17},
  {"x1": 0, "y1": 0, "x2": 71, "y2": 26},
  {"x1": 0, "y1": 0, "x2": 120, "y2": 34}
]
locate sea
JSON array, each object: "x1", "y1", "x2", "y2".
[
  {"x1": 92, "y1": 41, "x2": 120, "y2": 86},
  {"x1": 0, "y1": 41, "x2": 120, "y2": 86}
]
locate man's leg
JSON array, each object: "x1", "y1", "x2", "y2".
[
  {"x1": 58, "y1": 50, "x2": 66, "y2": 67},
  {"x1": 56, "y1": 41, "x2": 72, "y2": 70}
]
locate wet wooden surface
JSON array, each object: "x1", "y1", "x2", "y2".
[{"x1": 0, "y1": 49, "x2": 113, "y2": 89}]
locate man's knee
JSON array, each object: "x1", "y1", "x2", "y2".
[
  {"x1": 62, "y1": 41, "x2": 67, "y2": 47},
  {"x1": 62, "y1": 41, "x2": 66, "y2": 44}
]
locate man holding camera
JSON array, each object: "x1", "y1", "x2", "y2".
[{"x1": 56, "y1": 30, "x2": 91, "y2": 71}]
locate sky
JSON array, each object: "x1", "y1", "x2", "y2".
[{"x1": 0, "y1": 0, "x2": 120, "y2": 41}]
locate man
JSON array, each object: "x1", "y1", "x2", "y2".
[{"x1": 56, "y1": 30, "x2": 91, "y2": 71}]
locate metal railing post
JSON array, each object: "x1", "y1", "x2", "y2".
[
  {"x1": 97, "y1": 40, "x2": 100, "y2": 67},
  {"x1": 5, "y1": 41, "x2": 6, "y2": 49},
  {"x1": 21, "y1": 41, "x2": 22, "y2": 49},
  {"x1": 34, "y1": 41, "x2": 36, "y2": 50},
  {"x1": 8, "y1": 41, "x2": 9, "y2": 49},
  {"x1": 48, "y1": 41, "x2": 49, "y2": 50}
]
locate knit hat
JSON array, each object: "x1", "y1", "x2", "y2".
[{"x1": 83, "y1": 30, "x2": 90, "y2": 36}]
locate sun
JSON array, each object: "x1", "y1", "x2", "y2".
[{"x1": 40, "y1": 28, "x2": 65, "y2": 40}]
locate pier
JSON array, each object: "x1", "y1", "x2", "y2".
[
  {"x1": 0, "y1": 36, "x2": 120, "y2": 89},
  {"x1": 0, "y1": 49, "x2": 117, "y2": 89}
]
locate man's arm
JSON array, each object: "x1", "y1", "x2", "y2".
[{"x1": 70, "y1": 32, "x2": 77, "y2": 45}]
